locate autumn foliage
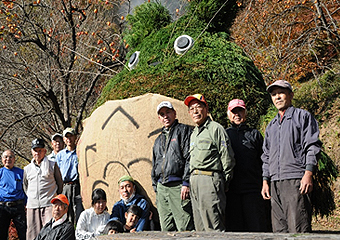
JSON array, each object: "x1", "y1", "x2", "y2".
[{"x1": 231, "y1": 0, "x2": 340, "y2": 85}]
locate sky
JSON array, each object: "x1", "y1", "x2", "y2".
[{"x1": 119, "y1": 0, "x2": 188, "y2": 21}]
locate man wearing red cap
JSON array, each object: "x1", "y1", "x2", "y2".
[
  {"x1": 34, "y1": 194, "x2": 75, "y2": 240},
  {"x1": 184, "y1": 94, "x2": 235, "y2": 231},
  {"x1": 225, "y1": 99, "x2": 270, "y2": 232},
  {"x1": 262, "y1": 80, "x2": 321, "y2": 232}
]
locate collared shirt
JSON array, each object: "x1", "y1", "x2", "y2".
[
  {"x1": 36, "y1": 214, "x2": 75, "y2": 240},
  {"x1": 52, "y1": 213, "x2": 68, "y2": 228},
  {"x1": 47, "y1": 151, "x2": 57, "y2": 162},
  {"x1": 262, "y1": 106, "x2": 321, "y2": 181},
  {"x1": 76, "y1": 207, "x2": 110, "y2": 239},
  {"x1": 0, "y1": 166, "x2": 26, "y2": 202},
  {"x1": 56, "y1": 148, "x2": 79, "y2": 182},
  {"x1": 189, "y1": 117, "x2": 235, "y2": 187}
]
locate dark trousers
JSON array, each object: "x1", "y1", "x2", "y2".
[
  {"x1": 271, "y1": 179, "x2": 312, "y2": 233},
  {"x1": 0, "y1": 203, "x2": 26, "y2": 240},
  {"x1": 225, "y1": 191, "x2": 271, "y2": 232},
  {"x1": 63, "y1": 182, "x2": 84, "y2": 225}
]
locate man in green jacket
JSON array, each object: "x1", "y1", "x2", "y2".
[{"x1": 184, "y1": 94, "x2": 235, "y2": 231}]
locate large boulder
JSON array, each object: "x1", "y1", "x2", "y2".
[{"x1": 77, "y1": 93, "x2": 194, "y2": 209}]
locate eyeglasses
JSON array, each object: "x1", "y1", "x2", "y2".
[{"x1": 189, "y1": 105, "x2": 205, "y2": 113}]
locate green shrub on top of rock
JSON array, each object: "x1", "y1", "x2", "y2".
[
  {"x1": 98, "y1": 1, "x2": 270, "y2": 128},
  {"x1": 124, "y1": 2, "x2": 171, "y2": 48}
]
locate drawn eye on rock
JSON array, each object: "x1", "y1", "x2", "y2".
[{"x1": 77, "y1": 93, "x2": 193, "y2": 209}]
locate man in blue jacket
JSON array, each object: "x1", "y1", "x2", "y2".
[
  {"x1": 109, "y1": 175, "x2": 149, "y2": 232},
  {"x1": 261, "y1": 80, "x2": 321, "y2": 233}
]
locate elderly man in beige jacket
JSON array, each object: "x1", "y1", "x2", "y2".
[{"x1": 24, "y1": 138, "x2": 63, "y2": 240}]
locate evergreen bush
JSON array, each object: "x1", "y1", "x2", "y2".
[
  {"x1": 124, "y1": 1, "x2": 171, "y2": 48},
  {"x1": 98, "y1": 1, "x2": 270, "y2": 128}
]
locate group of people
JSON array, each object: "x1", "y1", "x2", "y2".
[
  {"x1": 152, "y1": 80, "x2": 321, "y2": 233},
  {"x1": 0, "y1": 125, "x2": 149, "y2": 240},
  {"x1": 0, "y1": 127, "x2": 84, "y2": 240},
  {"x1": 0, "y1": 79, "x2": 321, "y2": 239}
]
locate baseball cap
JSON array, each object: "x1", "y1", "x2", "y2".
[
  {"x1": 63, "y1": 127, "x2": 76, "y2": 137},
  {"x1": 228, "y1": 99, "x2": 246, "y2": 111},
  {"x1": 51, "y1": 133, "x2": 63, "y2": 141},
  {"x1": 118, "y1": 175, "x2": 135, "y2": 185},
  {"x1": 156, "y1": 101, "x2": 174, "y2": 114},
  {"x1": 31, "y1": 138, "x2": 45, "y2": 149},
  {"x1": 266, "y1": 80, "x2": 292, "y2": 93},
  {"x1": 184, "y1": 94, "x2": 208, "y2": 107},
  {"x1": 51, "y1": 194, "x2": 69, "y2": 206}
]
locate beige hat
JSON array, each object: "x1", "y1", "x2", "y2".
[{"x1": 266, "y1": 80, "x2": 292, "y2": 93}]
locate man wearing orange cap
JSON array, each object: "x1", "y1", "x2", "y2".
[
  {"x1": 34, "y1": 194, "x2": 75, "y2": 240},
  {"x1": 184, "y1": 94, "x2": 235, "y2": 231},
  {"x1": 225, "y1": 99, "x2": 270, "y2": 232}
]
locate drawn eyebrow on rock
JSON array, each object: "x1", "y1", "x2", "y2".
[
  {"x1": 92, "y1": 180, "x2": 109, "y2": 191},
  {"x1": 85, "y1": 143, "x2": 96, "y2": 177},
  {"x1": 103, "y1": 161, "x2": 130, "y2": 179},
  {"x1": 147, "y1": 128, "x2": 162, "y2": 138},
  {"x1": 127, "y1": 158, "x2": 152, "y2": 168},
  {"x1": 102, "y1": 106, "x2": 139, "y2": 130}
]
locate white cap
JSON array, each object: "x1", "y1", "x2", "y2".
[
  {"x1": 156, "y1": 101, "x2": 174, "y2": 114},
  {"x1": 51, "y1": 133, "x2": 62, "y2": 141}
]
